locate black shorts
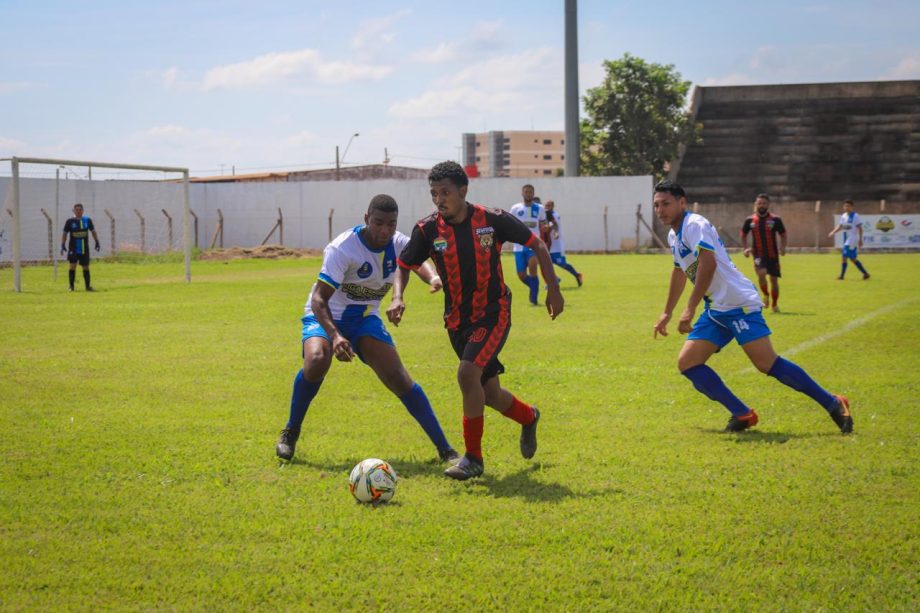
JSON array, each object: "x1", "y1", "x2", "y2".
[
  {"x1": 753, "y1": 255, "x2": 781, "y2": 278},
  {"x1": 67, "y1": 252, "x2": 90, "y2": 266},
  {"x1": 448, "y1": 312, "x2": 511, "y2": 384}
]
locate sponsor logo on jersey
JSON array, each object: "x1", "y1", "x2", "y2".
[
  {"x1": 684, "y1": 260, "x2": 699, "y2": 283},
  {"x1": 341, "y1": 282, "x2": 391, "y2": 301},
  {"x1": 476, "y1": 226, "x2": 495, "y2": 249},
  {"x1": 357, "y1": 262, "x2": 373, "y2": 278},
  {"x1": 433, "y1": 237, "x2": 448, "y2": 252}
]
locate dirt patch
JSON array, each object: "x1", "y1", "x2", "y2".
[{"x1": 198, "y1": 245, "x2": 322, "y2": 261}]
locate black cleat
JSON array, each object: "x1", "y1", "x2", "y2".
[
  {"x1": 444, "y1": 453, "x2": 484, "y2": 480},
  {"x1": 438, "y1": 447, "x2": 460, "y2": 462},
  {"x1": 862, "y1": 273, "x2": 870, "y2": 280},
  {"x1": 520, "y1": 407, "x2": 540, "y2": 459},
  {"x1": 576, "y1": 273, "x2": 583, "y2": 287},
  {"x1": 275, "y1": 427, "x2": 300, "y2": 461},
  {"x1": 829, "y1": 395, "x2": 853, "y2": 434},
  {"x1": 725, "y1": 409, "x2": 759, "y2": 432},
  {"x1": 86, "y1": 286, "x2": 95, "y2": 292}
]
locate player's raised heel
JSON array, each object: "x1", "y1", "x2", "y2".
[
  {"x1": 438, "y1": 447, "x2": 460, "y2": 462},
  {"x1": 520, "y1": 407, "x2": 540, "y2": 459},
  {"x1": 724, "y1": 409, "x2": 759, "y2": 432},
  {"x1": 444, "y1": 453, "x2": 484, "y2": 480},
  {"x1": 829, "y1": 395, "x2": 853, "y2": 434},
  {"x1": 276, "y1": 427, "x2": 301, "y2": 461},
  {"x1": 576, "y1": 273, "x2": 583, "y2": 287}
]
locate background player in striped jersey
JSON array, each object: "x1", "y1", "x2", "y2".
[
  {"x1": 389, "y1": 161, "x2": 564, "y2": 480},
  {"x1": 828, "y1": 199, "x2": 870, "y2": 280},
  {"x1": 741, "y1": 194, "x2": 786, "y2": 312},
  {"x1": 544, "y1": 199, "x2": 583, "y2": 287},
  {"x1": 509, "y1": 184, "x2": 546, "y2": 305},
  {"x1": 60, "y1": 203, "x2": 100, "y2": 292},
  {"x1": 275, "y1": 194, "x2": 458, "y2": 464},
  {"x1": 652, "y1": 180, "x2": 853, "y2": 434}
]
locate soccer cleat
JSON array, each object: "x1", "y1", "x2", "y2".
[
  {"x1": 576, "y1": 273, "x2": 584, "y2": 287},
  {"x1": 724, "y1": 409, "x2": 759, "y2": 432},
  {"x1": 829, "y1": 395, "x2": 854, "y2": 434},
  {"x1": 69, "y1": 286, "x2": 74, "y2": 292},
  {"x1": 275, "y1": 427, "x2": 301, "y2": 461},
  {"x1": 86, "y1": 286, "x2": 95, "y2": 292},
  {"x1": 837, "y1": 276, "x2": 844, "y2": 280},
  {"x1": 772, "y1": 305, "x2": 780, "y2": 313},
  {"x1": 444, "y1": 453, "x2": 484, "y2": 480},
  {"x1": 438, "y1": 447, "x2": 460, "y2": 462},
  {"x1": 520, "y1": 407, "x2": 540, "y2": 459},
  {"x1": 862, "y1": 273, "x2": 870, "y2": 280}
]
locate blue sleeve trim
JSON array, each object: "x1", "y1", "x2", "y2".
[
  {"x1": 317, "y1": 272, "x2": 339, "y2": 289},
  {"x1": 697, "y1": 241, "x2": 715, "y2": 252}
]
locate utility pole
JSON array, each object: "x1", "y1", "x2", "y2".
[{"x1": 564, "y1": 0, "x2": 580, "y2": 177}]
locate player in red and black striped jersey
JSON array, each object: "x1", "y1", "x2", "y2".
[
  {"x1": 741, "y1": 194, "x2": 787, "y2": 312},
  {"x1": 388, "y1": 161, "x2": 564, "y2": 481}
]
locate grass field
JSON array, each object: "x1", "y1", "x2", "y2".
[{"x1": 1, "y1": 252, "x2": 918, "y2": 609}]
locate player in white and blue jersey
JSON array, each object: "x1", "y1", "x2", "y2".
[
  {"x1": 651, "y1": 180, "x2": 853, "y2": 434},
  {"x1": 544, "y1": 200, "x2": 583, "y2": 287},
  {"x1": 828, "y1": 199, "x2": 870, "y2": 280},
  {"x1": 509, "y1": 184, "x2": 546, "y2": 305},
  {"x1": 276, "y1": 194, "x2": 458, "y2": 463}
]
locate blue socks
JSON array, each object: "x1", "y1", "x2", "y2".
[
  {"x1": 286, "y1": 369, "x2": 322, "y2": 429},
  {"x1": 558, "y1": 262, "x2": 580, "y2": 279},
  {"x1": 524, "y1": 275, "x2": 539, "y2": 304},
  {"x1": 682, "y1": 364, "x2": 751, "y2": 416},
  {"x1": 853, "y1": 259, "x2": 868, "y2": 275},
  {"x1": 767, "y1": 357, "x2": 837, "y2": 412},
  {"x1": 840, "y1": 262, "x2": 848, "y2": 278},
  {"x1": 399, "y1": 383, "x2": 450, "y2": 452}
]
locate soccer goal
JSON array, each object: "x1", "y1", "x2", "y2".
[{"x1": 2, "y1": 156, "x2": 191, "y2": 292}]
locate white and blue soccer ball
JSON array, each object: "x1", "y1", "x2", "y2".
[{"x1": 349, "y1": 458, "x2": 398, "y2": 504}]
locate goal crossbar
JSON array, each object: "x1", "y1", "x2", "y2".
[{"x1": 4, "y1": 156, "x2": 192, "y2": 291}]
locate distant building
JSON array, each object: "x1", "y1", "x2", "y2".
[
  {"x1": 462, "y1": 130, "x2": 566, "y2": 178},
  {"x1": 190, "y1": 164, "x2": 428, "y2": 183}
]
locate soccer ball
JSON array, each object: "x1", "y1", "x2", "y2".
[{"x1": 349, "y1": 458, "x2": 398, "y2": 504}]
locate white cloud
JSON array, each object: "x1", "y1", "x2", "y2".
[
  {"x1": 286, "y1": 130, "x2": 320, "y2": 148},
  {"x1": 702, "y1": 73, "x2": 756, "y2": 86},
  {"x1": 413, "y1": 42, "x2": 461, "y2": 64},
  {"x1": 882, "y1": 53, "x2": 920, "y2": 79},
  {"x1": 0, "y1": 81, "x2": 39, "y2": 94},
  {"x1": 471, "y1": 20, "x2": 504, "y2": 47},
  {"x1": 162, "y1": 67, "x2": 178, "y2": 89},
  {"x1": 201, "y1": 49, "x2": 392, "y2": 90},
  {"x1": 412, "y1": 20, "x2": 505, "y2": 64},
  {"x1": 351, "y1": 10, "x2": 411, "y2": 50},
  {"x1": 390, "y1": 47, "x2": 561, "y2": 119},
  {"x1": 0, "y1": 135, "x2": 26, "y2": 152},
  {"x1": 749, "y1": 46, "x2": 784, "y2": 71}
]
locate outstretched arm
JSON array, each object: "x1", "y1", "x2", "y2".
[
  {"x1": 654, "y1": 267, "x2": 687, "y2": 338},
  {"x1": 530, "y1": 237, "x2": 563, "y2": 319},
  {"x1": 387, "y1": 267, "x2": 411, "y2": 326},
  {"x1": 828, "y1": 223, "x2": 842, "y2": 238}
]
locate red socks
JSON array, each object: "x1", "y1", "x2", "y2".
[
  {"x1": 502, "y1": 396, "x2": 536, "y2": 425},
  {"x1": 462, "y1": 415, "x2": 484, "y2": 461}
]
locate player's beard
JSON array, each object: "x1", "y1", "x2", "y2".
[{"x1": 757, "y1": 207, "x2": 768, "y2": 215}]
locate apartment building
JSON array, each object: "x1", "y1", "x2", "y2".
[{"x1": 462, "y1": 130, "x2": 566, "y2": 178}]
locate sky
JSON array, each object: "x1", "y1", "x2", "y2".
[{"x1": 1, "y1": 0, "x2": 918, "y2": 178}]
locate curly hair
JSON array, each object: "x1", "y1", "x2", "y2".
[
  {"x1": 428, "y1": 161, "x2": 469, "y2": 187},
  {"x1": 368, "y1": 194, "x2": 398, "y2": 214}
]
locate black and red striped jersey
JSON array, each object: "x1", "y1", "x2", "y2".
[
  {"x1": 398, "y1": 203, "x2": 535, "y2": 330},
  {"x1": 741, "y1": 213, "x2": 786, "y2": 258}
]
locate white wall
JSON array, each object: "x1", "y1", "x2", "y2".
[{"x1": 1, "y1": 175, "x2": 654, "y2": 261}]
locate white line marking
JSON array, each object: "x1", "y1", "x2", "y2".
[{"x1": 740, "y1": 296, "x2": 919, "y2": 373}]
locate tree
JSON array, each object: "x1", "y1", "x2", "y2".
[{"x1": 581, "y1": 54, "x2": 701, "y2": 179}]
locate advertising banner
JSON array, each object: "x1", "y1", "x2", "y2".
[{"x1": 853, "y1": 215, "x2": 920, "y2": 249}]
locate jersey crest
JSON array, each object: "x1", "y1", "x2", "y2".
[{"x1": 357, "y1": 261, "x2": 372, "y2": 278}]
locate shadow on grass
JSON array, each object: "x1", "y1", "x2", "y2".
[
  {"x1": 290, "y1": 455, "x2": 464, "y2": 478},
  {"x1": 697, "y1": 428, "x2": 838, "y2": 443},
  {"x1": 458, "y1": 463, "x2": 623, "y2": 503},
  {"x1": 767, "y1": 310, "x2": 816, "y2": 316}
]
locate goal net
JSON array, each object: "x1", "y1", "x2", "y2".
[{"x1": 1, "y1": 157, "x2": 191, "y2": 291}]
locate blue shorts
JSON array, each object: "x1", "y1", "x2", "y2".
[
  {"x1": 514, "y1": 248, "x2": 535, "y2": 273},
  {"x1": 842, "y1": 246, "x2": 859, "y2": 259},
  {"x1": 550, "y1": 253, "x2": 567, "y2": 265},
  {"x1": 688, "y1": 307, "x2": 771, "y2": 349},
  {"x1": 301, "y1": 312, "x2": 394, "y2": 363}
]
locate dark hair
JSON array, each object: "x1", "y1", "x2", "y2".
[
  {"x1": 368, "y1": 194, "x2": 398, "y2": 214},
  {"x1": 522, "y1": 183, "x2": 534, "y2": 190},
  {"x1": 654, "y1": 179, "x2": 686, "y2": 198},
  {"x1": 428, "y1": 161, "x2": 469, "y2": 187},
  {"x1": 756, "y1": 193, "x2": 770, "y2": 202},
  {"x1": 843, "y1": 199, "x2": 854, "y2": 205}
]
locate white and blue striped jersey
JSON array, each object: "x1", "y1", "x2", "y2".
[
  {"x1": 509, "y1": 202, "x2": 545, "y2": 252},
  {"x1": 838, "y1": 211, "x2": 862, "y2": 248},
  {"x1": 305, "y1": 226, "x2": 409, "y2": 320},
  {"x1": 669, "y1": 212, "x2": 763, "y2": 312}
]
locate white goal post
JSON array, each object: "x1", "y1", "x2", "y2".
[{"x1": 4, "y1": 156, "x2": 191, "y2": 292}]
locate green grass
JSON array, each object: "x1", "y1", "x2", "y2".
[{"x1": 1, "y1": 253, "x2": 918, "y2": 610}]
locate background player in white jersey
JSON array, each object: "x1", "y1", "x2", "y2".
[
  {"x1": 275, "y1": 194, "x2": 458, "y2": 462},
  {"x1": 828, "y1": 199, "x2": 870, "y2": 280},
  {"x1": 544, "y1": 200, "x2": 583, "y2": 287},
  {"x1": 651, "y1": 180, "x2": 853, "y2": 434},
  {"x1": 509, "y1": 184, "x2": 546, "y2": 305}
]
